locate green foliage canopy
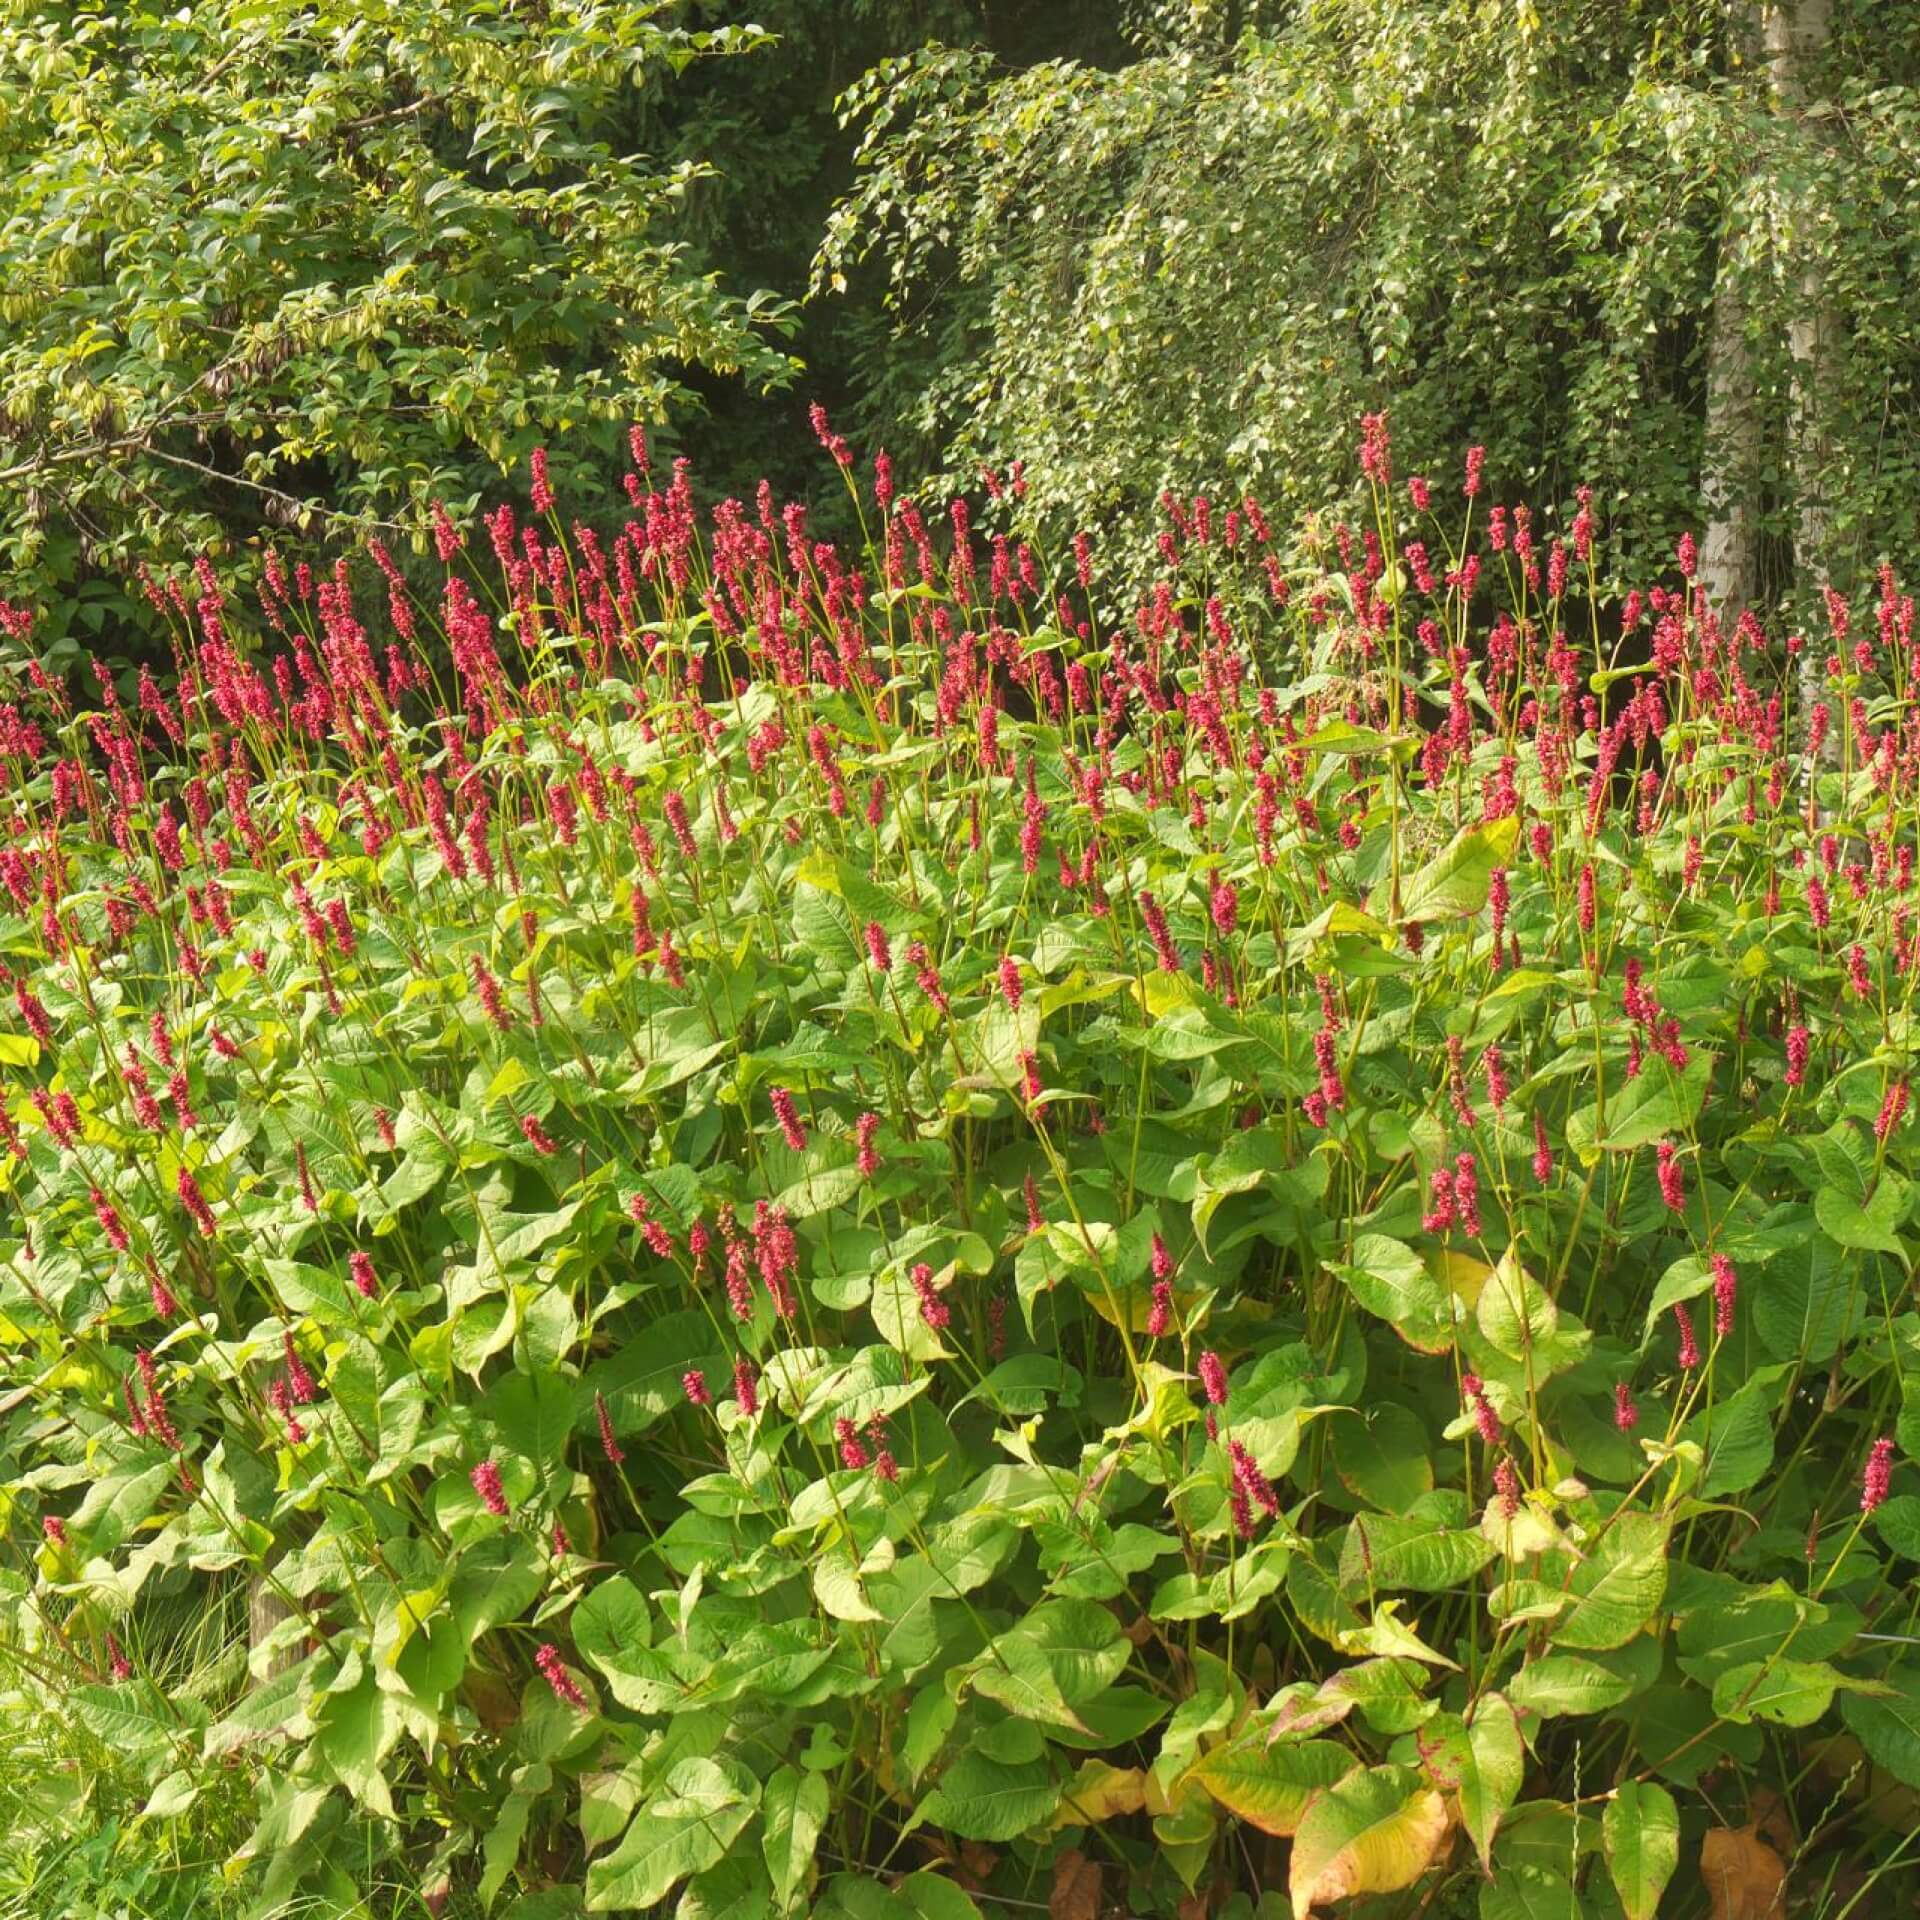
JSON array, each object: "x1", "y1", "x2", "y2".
[{"x1": 0, "y1": 0, "x2": 799, "y2": 645}]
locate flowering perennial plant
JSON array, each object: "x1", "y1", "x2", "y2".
[{"x1": 5, "y1": 417, "x2": 1920, "y2": 1918}]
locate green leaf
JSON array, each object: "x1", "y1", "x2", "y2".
[
  {"x1": 918, "y1": 1750, "x2": 1057, "y2": 1842},
  {"x1": 1565, "y1": 1053, "x2": 1714, "y2": 1160},
  {"x1": 586, "y1": 1758, "x2": 758, "y2": 1912},
  {"x1": 970, "y1": 1599, "x2": 1129, "y2": 1730},
  {"x1": 1332, "y1": 1404, "x2": 1433, "y2": 1512},
  {"x1": 1844, "y1": 1669, "x2": 1920, "y2": 1787},
  {"x1": 315, "y1": 1673, "x2": 401, "y2": 1818},
  {"x1": 1476, "y1": 1248, "x2": 1556, "y2": 1360},
  {"x1": 761, "y1": 1764, "x2": 828, "y2": 1906},
  {"x1": 1400, "y1": 818, "x2": 1519, "y2": 924},
  {"x1": 1753, "y1": 1232, "x2": 1860, "y2": 1363},
  {"x1": 1548, "y1": 1513, "x2": 1669, "y2": 1651},
  {"x1": 1508, "y1": 1653, "x2": 1644, "y2": 1718},
  {"x1": 1683, "y1": 1382, "x2": 1775, "y2": 1498},
  {"x1": 1712, "y1": 1658, "x2": 1847, "y2": 1727},
  {"x1": 1815, "y1": 1174, "x2": 1909, "y2": 1255},
  {"x1": 574, "y1": 1577, "x2": 689, "y2": 1714},
  {"x1": 1410, "y1": 1696, "x2": 1522, "y2": 1871},
  {"x1": 1479, "y1": 1866, "x2": 1585, "y2": 1920},
  {"x1": 1461, "y1": 1697, "x2": 1524, "y2": 1872},
  {"x1": 583, "y1": 1311, "x2": 727, "y2": 1438},
  {"x1": 1328, "y1": 1235, "x2": 1456, "y2": 1352},
  {"x1": 481, "y1": 1368, "x2": 577, "y2": 1467},
  {"x1": 1602, "y1": 1781, "x2": 1678, "y2": 1920},
  {"x1": 1341, "y1": 1501, "x2": 1496, "y2": 1595}
]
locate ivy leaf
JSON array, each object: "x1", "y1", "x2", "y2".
[
  {"x1": 1286, "y1": 1764, "x2": 1451, "y2": 1917},
  {"x1": 1602, "y1": 1781, "x2": 1679, "y2": 1920}
]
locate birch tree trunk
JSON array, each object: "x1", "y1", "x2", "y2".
[
  {"x1": 1698, "y1": 241, "x2": 1760, "y2": 625},
  {"x1": 1764, "y1": 0, "x2": 1838, "y2": 609},
  {"x1": 1697, "y1": 4, "x2": 1764, "y2": 626}
]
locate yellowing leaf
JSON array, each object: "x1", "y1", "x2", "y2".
[
  {"x1": 1190, "y1": 1738, "x2": 1355, "y2": 1836},
  {"x1": 1432, "y1": 1248, "x2": 1492, "y2": 1309},
  {"x1": 1055, "y1": 1761, "x2": 1147, "y2": 1828},
  {"x1": 1288, "y1": 1765, "x2": 1451, "y2": 1917}
]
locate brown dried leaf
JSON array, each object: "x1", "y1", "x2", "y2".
[
  {"x1": 1049, "y1": 1848, "x2": 1102, "y2": 1920},
  {"x1": 1747, "y1": 1788, "x2": 1795, "y2": 1858},
  {"x1": 959, "y1": 1842, "x2": 999, "y2": 1883},
  {"x1": 1701, "y1": 1823, "x2": 1787, "y2": 1920}
]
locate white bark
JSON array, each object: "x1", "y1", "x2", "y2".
[
  {"x1": 1699, "y1": 240, "x2": 1760, "y2": 624},
  {"x1": 1763, "y1": 0, "x2": 1839, "y2": 767},
  {"x1": 1698, "y1": 4, "x2": 1764, "y2": 625},
  {"x1": 1764, "y1": 0, "x2": 1837, "y2": 611}
]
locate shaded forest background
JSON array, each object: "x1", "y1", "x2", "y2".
[{"x1": 2, "y1": 0, "x2": 1918, "y2": 661}]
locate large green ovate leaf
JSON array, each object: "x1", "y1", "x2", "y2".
[
  {"x1": 761, "y1": 1764, "x2": 829, "y2": 1907},
  {"x1": 1845, "y1": 1670, "x2": 1920, "y2": 1786},
  {"x1": 1415, "y1": 1695, "x2": 1523, "y2": 1872},
  {"x1": 1565, "y1": 1054, "x2": 1714, "y2": 1161},
  {"x1": 1399, "y1": 817, "x2": 1519, "y2": 923},
  {"x1": 1476, "y1": 1248, "x2": 1557, "y2": 1359},
  {"x1": 1602, "y1": 1781, "x2": 1678, "y2": 1920},
  {"x1": 1327, "y1": 1235, "x2": 1456, "y2": 1352},
  {"x1": 1684, "y1": 1382, "x2": 1777, "y2": 1498},
  {"x1": 1480, "y1": 1866, "x2": 1586, "y2": 1920},
  {"x1": 1711, "y1": 1658, "x2": 1849, "y2": 1727},
  {"x1": 585, "y1": 1759, "x2": 758, "y2": 1912},
  {"x1": 1341, "y1": 1498, "x2": 1496, "y2": 1596},
  {"x1": 1816, "y1": 1174, "x2": 1909, "y2": 1254},
  {"x1": 1547, "y1": 1513, "x2": 1669, "y2": 1651},
  {"x1": 1332, "y1": 1404, "x2": 1433, "y2": 1511},
  {"x1": 1509, "y1": 1654, "x2": 1643, "y2": 1719},
  {"x1": 969, "y1": 1598, "x2": 1129, "y2": 1730},
  {"x1": 314, "y1": 1674, "x2": 401, "y2": 1818},
  {"x1": 918, "y1": 1750, "x2": 1058, "y2": 1842}
]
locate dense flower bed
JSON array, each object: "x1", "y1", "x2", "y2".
[{"x1": 4, "y1": 414, "x2": 1920, "y2": 1918}]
